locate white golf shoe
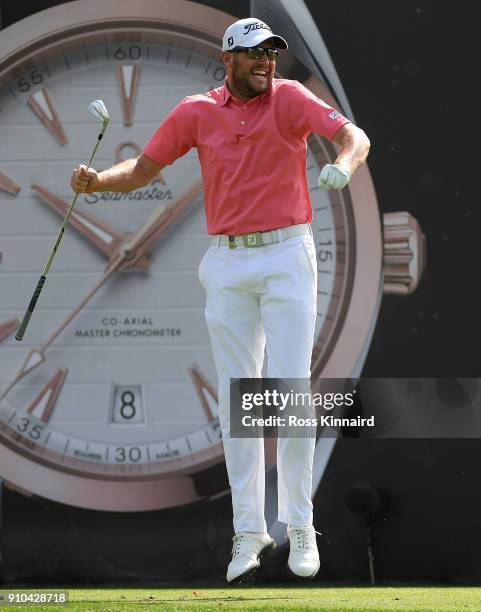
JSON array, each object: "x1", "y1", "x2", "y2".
[
  {"x1": 287, "y1": 525, "x2": 320, "y2": 579},
  {"x1": 227, "y1": 532, "x2": 276, "y2": 584}
]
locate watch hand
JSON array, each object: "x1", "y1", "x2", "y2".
[
  {"x1": 1, "y1": 177, "x2": 204, "y2": 400},
  {"x1": 115, "y1": 177, "x2": 203, "y2": 270},
  {"x1": 31, "y1": 183, "x2": 149, "y2": 270}
]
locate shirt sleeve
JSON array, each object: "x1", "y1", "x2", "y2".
[
  {"x1": 288, "y1": 80, "x2": 350, "y2": 140},
  {"x1": 143, "y1": 97, "x2": 196, "y2": 165}
]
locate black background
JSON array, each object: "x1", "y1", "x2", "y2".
[{"x1": 1, "y1": 0, "x2": 479, "y2": 377}]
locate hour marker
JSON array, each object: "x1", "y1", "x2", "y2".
[
  {"x1": 0, "y1": 348, "x2": 46, "y2": 403},
  {"x1": 0, "y1": 318, "x2": 19, "y2": 341},
  {"x1": 27, "y1": 88, "x2": 68, "y2": 145},
  {"x1": 116, "y1": 65, "x2": 140, "y2": 126},
  {"x1": 0, "y1": 169, "x2": 20, "y2": 195},
  {"x1": 188, "y1": 364, "x2": 218, "y2": 421},
  {"x1": 26, "y1": 368, "x2": 68, "y2": 422}
]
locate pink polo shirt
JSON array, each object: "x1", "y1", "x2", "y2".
[{"x1": 144, "y1": 78, "x2": 350, "y2": 235}]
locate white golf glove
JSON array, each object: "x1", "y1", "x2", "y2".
[{"x1": 318, "y1": 164, "x2": 351, "y2": 190}]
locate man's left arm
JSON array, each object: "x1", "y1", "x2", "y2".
[{"x1": 319, "y1": 123, "x2": 371, "y2": 190}]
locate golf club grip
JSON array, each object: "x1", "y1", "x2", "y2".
[{"x1": 15, "y1": 275, "x2": 47, "y2": 341}]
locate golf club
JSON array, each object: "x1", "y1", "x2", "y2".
[{"x1": 15, "y1": 100, "x2": 110, "y2": 341}]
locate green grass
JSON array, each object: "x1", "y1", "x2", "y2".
[{"x1": 2, "y1": 586, "x2": 481, "y2": 611}]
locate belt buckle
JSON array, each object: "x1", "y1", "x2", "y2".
[{"x1": 243, "y1": 232, "x2": 263, "y2": 248}]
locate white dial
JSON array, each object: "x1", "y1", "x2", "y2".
[
  {"x1": 0, "y1": 0, "x2": 384, "y2": 511},
  {"x1": 0, "y1": 35, "x2": 228, "y2": 474}
]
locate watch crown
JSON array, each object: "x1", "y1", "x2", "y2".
[{"x1": 382, "y1": 212, "x2": 426, "y2": 295}]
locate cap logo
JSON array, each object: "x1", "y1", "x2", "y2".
[
  {"x1": 243, "y1": 22, "x2": 272, "y2": 36},
  {"x1": 228, "y1": 36, "x2": 234, "y2": 47}
]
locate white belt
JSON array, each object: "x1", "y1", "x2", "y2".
[{"x1": 211, "y1": 223, "x2": 310, "y2": 249}]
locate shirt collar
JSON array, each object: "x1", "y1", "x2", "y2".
[{"x1": 220, "y1": 78, "x2": 273, "y2": 107}]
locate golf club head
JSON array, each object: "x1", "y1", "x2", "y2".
[{"x1": 88, "y1": 99, "x2": 109, "y2": 129}]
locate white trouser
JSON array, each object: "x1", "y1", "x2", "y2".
[{"x1": 198, "y1": 232, "x2": 317, "y2": 533}]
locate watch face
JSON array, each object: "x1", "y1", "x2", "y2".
[{"x1": 0, "y1": 2, "x2": 382, "y2": 510}]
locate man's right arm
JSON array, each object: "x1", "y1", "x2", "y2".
[
  {"x1": 71, "y1": 154, "x2": 164, "y2": 195},
  {"x1": 73, "y1": 97, "x2": 195, "y2": 196}
]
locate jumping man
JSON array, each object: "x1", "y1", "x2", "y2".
[{"x1": 71, "y1": 18, "x2": 370, "y2": 584}]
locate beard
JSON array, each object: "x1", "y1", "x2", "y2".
[{"x1": 231, "y1": 55, "x2": 272, "y2": 100}]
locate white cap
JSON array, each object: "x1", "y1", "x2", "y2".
[{"x1": 222, "y1": 18, "x2": 288, "y2": 52}]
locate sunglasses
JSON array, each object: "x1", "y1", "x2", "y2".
[{"x1": 231, "y1": 46, "x2": 279, "y2": 61}]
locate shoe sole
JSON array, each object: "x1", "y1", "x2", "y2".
[
  {"x1": 286, "y1": 562, "x2": 320, "y2": 581},
  {"x1": 228, "y1": 540, "x2": 276, "y2": 585}
]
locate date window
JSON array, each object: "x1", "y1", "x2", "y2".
[{"x1": 110, "y1": 385, "x2": 145, "y2": 424}]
